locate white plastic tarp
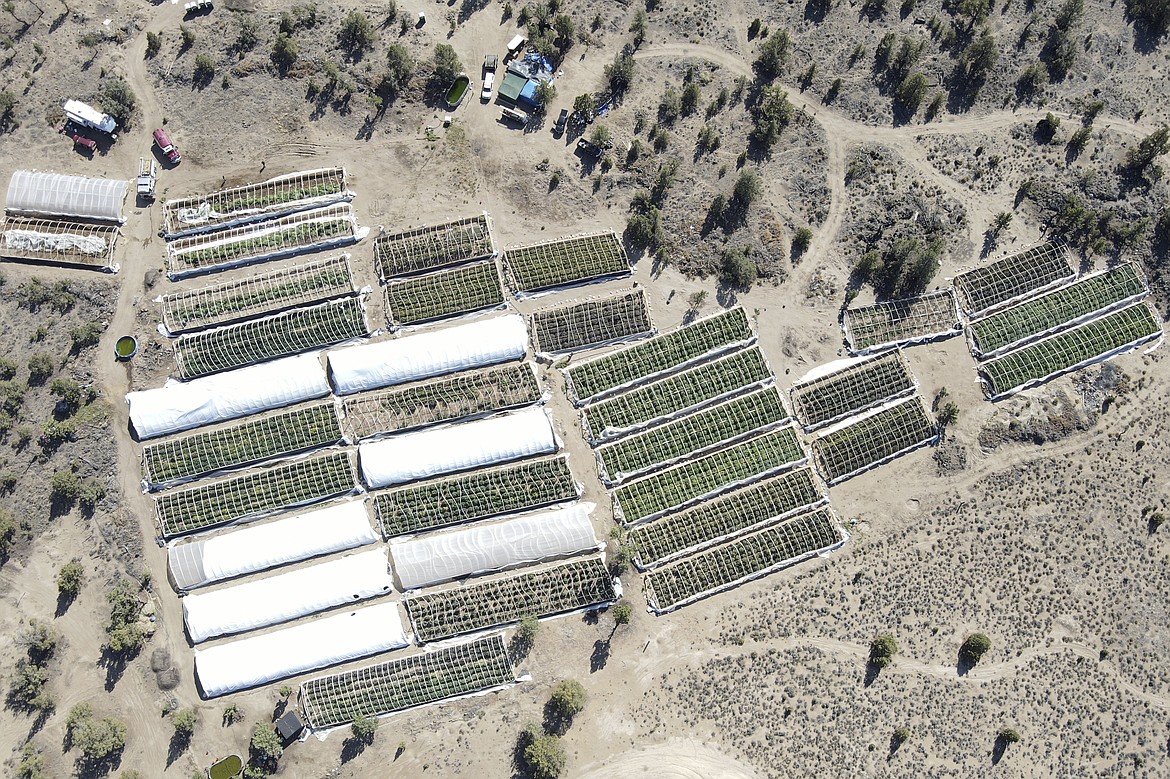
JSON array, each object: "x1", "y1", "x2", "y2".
[
  {"x1": 126, "y1": 352, "x2": 330, "y2": 440},
  {"x1": 168, "y1": 501, "x2": 377, "y2": 590},
  {"x1": 329, "y1": 315, "x2": 528, "y2": 395},
  {"x1": 195, "y1": 601, "x2": 409, "y2": 698},
  {"x1": 359, "y1": 407, "x2": 556, "y2": 488},
  {"x1": 183, "y1": 548, "x2": 394, "y2": 643},
  {"x1": 5, "y1": 170, "x2": 128, "y2": 222},
  {"x1": 390, "y1": 503, "x2": 598, "y2": 589}
]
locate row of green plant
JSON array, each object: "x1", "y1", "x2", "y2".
[
  {"x1": 844, "y1": 290, "x2": 958, "y2": 352},
  {"x1": 954, "y1": 241, "x2": 1072, "y2": 315},
  {"x1": 598, "y1": 388, "x2": 789, "y2": 481},
  {"x1": 200, "y1": 175, "x2": 345, "y2": 216},
  {"x1": 813, "y1": 398, "x2": 936, "y2": 482},
  {"x1": 585, "y1": 347, "x2": 772, "y2": 440},
  {"x1": 791, "y1": 350, "x2": 916, "y2": 429},
  {"x1": 142, "y1": 402, "x2": 342, "y2": 485},
  {"x1": 175, "y1": 296, "x2": 367, "y2": 379},
  {"x1": 646, "y1": 508, "x2": 841, "y2": 612},
  {"x1": 532, "y1": 291, "x2": 652, "y2": 354},
  {"x1": 969, "y1": 263, "x2": 1147, "y2": 356},
  {"x1": 163, "y1": 256, "x2": 352, "y2": 332},
  {"x1": 374, "y1": 218, "x2": 493, "y2": 279},
  {"x1": 374, "y1": 456, "x2": 576, "y2": 537},
  {"x1": 406, "y1": 558, "x2": 616, "y2": 642},
  {"x1": 300, "y1": 635, "x2": 515, "y2": 728},
  {"x1": 345, "y1": 362, "x2": 540, "y2": 440},
  {"x1": 567, "y1": 307, "x2": 751, "y2": 401},
  {"x1": 385, "y1": 260, "x2": 504, "y2": 325},
  {"x1": 171, "y1": 218, "x2": 352, "y2": 271},
  {"x1": 629, "y1": 468, "x2": 823, "y2": 568},
  {"x1": 156, "y1": 452, "x2": 355, "y2": 537},
  {"x1": 505, "y1": 232, "x2": 629, "y2": 293},
  {"x1": 614, "y1": 428, "x2": 805, "y2": 525},
  {"x1": 980, "y1": 303, "x2": 1161, "y2": 398}
]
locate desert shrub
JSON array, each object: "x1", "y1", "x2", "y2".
[
  {"x1": 1126, "y1": 0, "x2": 1170, "y2": 34},
  {"x1": 749, "y1": 85, "x2": 792, "y2": 149},
  {"x1": 26, "y1": 354, "x2": 53, "y2": 384},
  {"x1": 0, "y1": 508, "x2": 15, "y2": 553},
  {"x1": 251, "y1": 722, "x2": 283, "y2": 762},
  {"x1": 105, "y1": 580, "x2": 144, "y2": 654},
  {"x1": 272, "y1": 34, "x2": 299, "y2": 70},
  {"x1": 0, "y1": 380, "x2": 23, "y2": 415},
  {"x1": 549, "y1": 679, "x2": 586, "y2": 721},
  {"x1": 57, "y1": 560, "x2": 84, "y2": 596},
  {"x1": 895, "y1": 72, "x2": 928, "y2": 115},
  {"x1": 517, "y1": 614, "x2": 541, "y2": 644},
  {"x1": 730, "y1": 168, "x2": 762, "y2": 215},
  {"x1": 10, "y1": 660, "x2": 53, "y2": 711},
  {"x1": 433, "y1": 43, "x2": 462, "y2": 83},
  {"x1": 792, "y1": 226, "x2": 813, "y2": 257},
  {"x1": 519, "y1": 724, "x2": 566, "y2": 779},
  {"x1": 720, "y1": 247, "x2": 758, "y2": 289},
  {"x1": 194, "y1": 53, "x2": 215, "y2": 80},
  {"x1": 339, "y1": 10, "x2": 374, "y2": 51},
  {"x1": 16, "y1": 743, "x2": 47, "y2": 779},
  {"x1": 612, "y1": 603, "x2": 632, "y2": 626},
  {"x1": 753, "y1": 29, "x2": 790, "y2": 78},
  {"x1": 605, "y1": 52, "x2": 635, "y2": 93},
  {"x1": 998, "y1": 727, "x2": 1021, "y2": 743},
  {"x1": 172, "y1": 708, "x2": 197, "y2": 736},
  {"x1": 658, "y1": 87, "x2": 681, "y2": 123},
  {"x1": 351, "y1": 713, "x2": 378, "y2": 744},
  {"x1": 50, "y1": 378, "x2": 91, "y2": 413},
  {"x1": 870, "y1": 634, "x2": 898, "y2": 667},
  {"x1": 70, "y1": 322, "x2": 104, "y2": 350},
  {"x1": 179, "y1": 24, "x2": 196, "y2": 47},
  {"x1": 959, "y1": 632, "x2": 991, "y2": 664},
  {"x1": 235, "y1": 17, "x2": 258, "y2": 51},
  {"x1": 67, "y1": 705, "x2": 126, "y2": 763},
  {"x1": 0, "y1": 357, "x2": 17, "y2": 380}
]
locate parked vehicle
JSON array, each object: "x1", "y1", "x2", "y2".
[
  {"x1": 58, "y1": 122, "x2": 97, "y2": 152},
  {"x1": 63, "y1": 100, "x2": 117, "y2": 136},
  {"x1": 153, "y1": 127, "x2": 181, "y2": 164},
  {"x1": 183, "y1": 0, "x2": 213, "y2": 14},
  {"x1": 483, "y1": 54, "x2": 498, "y2": 72},
  {"x1": 506, "y1": 35, "x2": 526, "y2": 57},
  {"x1": 553, "y1": 109, "x2": 568, "y2": 136},
  {"x1": 576, "y1": 138, "x2": 603, "y2": 159},
  {"x1": 481, "y1": 72, "x2": 495, "y2": 101},
  {"x1": 501, "y1": 107, "x2": 530, "y2": 126},
  {"x1": 137, "y1": 158, "x2": 158, "y2": 201}
]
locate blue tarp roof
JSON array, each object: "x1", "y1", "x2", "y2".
[{"x1": 518, "y1": 79, "x2": 540, "y2": 109}]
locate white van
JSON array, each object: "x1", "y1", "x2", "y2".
[{"x1": 507, "y1": 35, "x2": 526, "y2": 55}]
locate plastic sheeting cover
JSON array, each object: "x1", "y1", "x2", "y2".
[
  {"x1": 6, "y1": 170, "x2": 128, "y2": 222},
  {"x1": 184, "y1": 548, "x2": 394, "y2": 643},
  {"x1": 390, "y1": 503, "x2": 598, "y2": 589},
  {"x1": 168, "y1": 501, "x2": 377, "y2": 590},
  {"x1": 126, "y1": 352, "x2": 330, "y2": 440},
  {"x1": 359, "y1": 407, "x2": 556, "y2": 489},
  {"x1": 195, "y1": 601, "x2": 408, "y2": 698},
  {"x1": 329, "y1": 315, "x2": 528, "y2": 395}
]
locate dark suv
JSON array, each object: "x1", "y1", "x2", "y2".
[{"x1": 553, "y1": 109, "x2": 569, "y2": 137}]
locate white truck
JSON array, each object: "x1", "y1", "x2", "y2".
[{"x1": 63, "y1": 100, "x2": 117, "y2": 136}]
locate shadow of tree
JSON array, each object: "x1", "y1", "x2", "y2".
[{"x1": 589, "y1": 639, "x2": 610, "y2": 673}]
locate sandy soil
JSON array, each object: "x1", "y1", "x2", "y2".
[{"x1": 1, "y1": 0, "x2": 1169, "y2": 776}]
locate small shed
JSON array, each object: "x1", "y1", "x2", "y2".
[{"x1": 276, "y1": 710, "x2": 304, "y2": 743}]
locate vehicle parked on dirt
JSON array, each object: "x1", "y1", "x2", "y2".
[
  {"x1": 553, "y1": 109, "x2": 569, "y2": 137},
  {"x1": 576, "y1": 138, "x2": 603, "y2": 159},
  {"x1": 63, "y1": 100, "x2": 117, "y2": 136},
  {"x1": 481, "y1": 72, "x2": 495, "y2": 101},
  {"x1": 153, "y1": 128, "x2": 181, "y2": 164},
  {"x1": 484, "y1": 54, "x2": 498, "y2": 72}
]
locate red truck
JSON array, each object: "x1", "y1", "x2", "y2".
[
  {"x1": 153, "y1": 127, "x2": 181, "y2": 164},
  {"x1": 58, "y1": 123, "x2": 97, "y2": 153}
]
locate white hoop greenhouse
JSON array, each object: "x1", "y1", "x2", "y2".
[
  {"x1": 5, "y1": 170, "x2": 128, "y2": 223},
  {"x1": 194, "y1": 601, "x2": 409, "y2": 698},
  {"x1": 329, "y1": 314, "x2": 528, "y2": 395},
  {"x1": 168, "y1": 501, "x2": 377, "y2": 591},
  {"x1": 390, "y1": 503, "x2": 598, "y2": 589},
  {"x1": 183, "y1": 548, "x2": 393, "y2": 643},
  {"x1": 359, "y1": 407, "x2": 557, "y2": 488},
  {"x1": 126, "y1": 352, "x2": 330, "y2": 439}
]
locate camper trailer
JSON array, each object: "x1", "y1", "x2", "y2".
[{"x1": 63, "y1": 100, "x2": 117, "y2": 136}]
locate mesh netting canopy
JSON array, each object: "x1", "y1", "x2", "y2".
[
  {"x1": 183, "y1": 548, "x2": 393, "y2": 643},
  {"x1": 126, "y1": 352, "x2": 331, "y2": 440},
  {"x1": 168, "y1": 501, "x2": 377, "y2": 590},
  {"x1": 194, "y1": 601, "x2": 408, "y2": 698},
  {"x1": 389, "y1": 503, "x2": 598, "y2": 589},
  {"x1": 359, "y1": 407, "x2": 557, "y2": 488},
  {"x1": 6, "y1": 170, "x2": 128, "y2": 223}
]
